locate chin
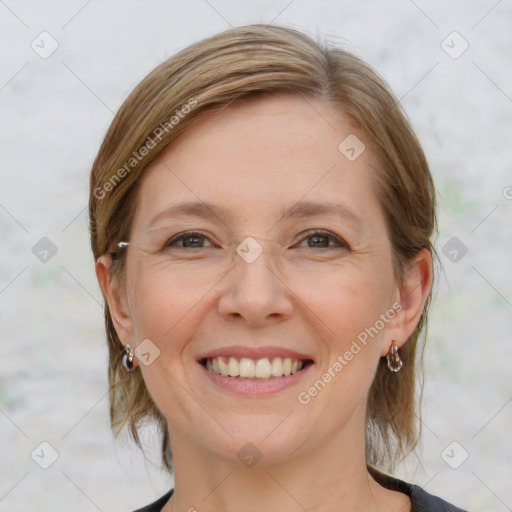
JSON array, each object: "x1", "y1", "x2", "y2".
[{"x1": 204, "y1": 420, "x2": 308, "y2": 468}]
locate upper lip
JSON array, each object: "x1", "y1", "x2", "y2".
[{"x1": 198, "y1": 346, "x2": 314, "y2": 362}]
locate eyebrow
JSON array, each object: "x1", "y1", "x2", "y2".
[{"x1": 147, "y1": 200, "x2": 370, "y2": 233}]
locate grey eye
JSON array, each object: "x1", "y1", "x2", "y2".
[
  {"x1": 297, "y1": 231, "x2": 348, "y2": 249},
  {"x1": 165, "y1": 231, "x2": 214, "y2": 248}
]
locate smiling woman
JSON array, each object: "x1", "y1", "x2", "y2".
[{"x1": 89, "y1": 25, "x2": 469, "y2": 512}]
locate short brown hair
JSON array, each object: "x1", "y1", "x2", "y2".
[{"x1": 89, "y1": 24, "x2": 437, "y2": 473}]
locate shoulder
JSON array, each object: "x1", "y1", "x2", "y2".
[
  {"x1": 131, "y1": 476, "x2": 472, "y2": 512},
  {"x1": 409, "y1": 483, "x2": 470, "y2": 511},
  {"x1": 370, "y1": 468, "x2": 471, "y2": 512},
  {"x1": 132, "y1": 489, "x2": 173, "y2": 512}
]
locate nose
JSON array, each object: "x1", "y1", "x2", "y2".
[{"x1": 217, "y1": 248, "x2": 294, "y2": 326}]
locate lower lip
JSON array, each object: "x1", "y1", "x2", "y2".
[{"x1": 199, "y1": 362, "x2": 313, "y2": 395}]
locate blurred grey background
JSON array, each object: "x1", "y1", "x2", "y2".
[{"x1": 0, "y1": 1, "x2": 511, "y2": 511}]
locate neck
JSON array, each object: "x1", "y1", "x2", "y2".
[{"x1": 163, "y1": 428, "x2": 385, "y2": 512}]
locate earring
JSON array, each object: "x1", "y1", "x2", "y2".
[
  {"x1": 386, "y1": 342, "x2": 403, "y2": 372},
  {"x1": 122, "y1": 344, "x2": 136, "y2": 372}
]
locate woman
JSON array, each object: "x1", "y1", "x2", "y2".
[{"x1": 90, "y1": 24, "x2": 469, "y2": 512}]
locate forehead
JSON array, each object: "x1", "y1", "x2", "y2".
[{"x1": 133, "y1": 94, "x2": 385, "y2": 234}]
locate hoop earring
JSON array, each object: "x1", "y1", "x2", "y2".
[
  {"x1": 386, "y1": 342, "x2": 403, "y2": 372},
  {"x1": 122, "y1": 344, "x2": 136, "y2": 372}
]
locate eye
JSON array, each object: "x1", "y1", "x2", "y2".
[
  {"x1": 164, "y1": 231, "x2": 216, "y2": 249},
  {"x1": 161, "y1": 230, "x2": 348, "y2": 251},
  {"x1": 295, "y1": 230, "x2": 349, "y2": 250}
]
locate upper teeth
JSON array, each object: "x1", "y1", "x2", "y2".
[{"x1": 205, "y1": 357, "x2": 305, "y2": 379}]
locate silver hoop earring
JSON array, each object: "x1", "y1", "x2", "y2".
[
  {"x1": 122, "y1": 344, "x2": 136, "y2": 372},
  {"x1": 386, "y1": 342, "x2": 403, "y2": 372}
]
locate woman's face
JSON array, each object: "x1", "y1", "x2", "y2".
[{"x1": 107, "y1": 94, "x2": 422, "y2": 466}]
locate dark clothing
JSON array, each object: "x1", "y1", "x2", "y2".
[{"x1": 133, "y1": 471, "x2": 469, "y2": 511}]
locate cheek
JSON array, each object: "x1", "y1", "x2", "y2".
[
  {"x1": 296, "y1": 263, "x2": 392, "y2": 341},
  {"x1": 293, "y1": 267, "x2": 392, "y2": 417},
  {"x1": 126, "y1": 264, "x2": 212, "y2": 356},
  {"x1": 126, "y1": 268, "x2": 211, "y2": 421}
]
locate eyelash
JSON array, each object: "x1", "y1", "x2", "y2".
[{"x1": 163, "y1": 230, "x2": 349, "y2": 251}]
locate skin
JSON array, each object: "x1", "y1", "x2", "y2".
[{"x1": 97, "y1": 94, "x2": 432, "y2": 512}]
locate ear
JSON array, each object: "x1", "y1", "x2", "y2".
[
  {"x1": 95, "y1": 255, "x2": 135, "y2": 345},
  {"x1": 380, "y1": 248, "x2": 433, "y2": 356}
]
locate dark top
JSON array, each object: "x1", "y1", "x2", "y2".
[{"x1": 133, "y1": 470, "x2": 470, "y2": 511}]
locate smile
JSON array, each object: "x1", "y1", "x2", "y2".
[{"x1": 202, "y1": 356, "x2": 309, "y2": 380}]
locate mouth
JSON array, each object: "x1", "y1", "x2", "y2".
[{"x1": 200, "y1": 356, "x2": 313, "y2": 380}]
